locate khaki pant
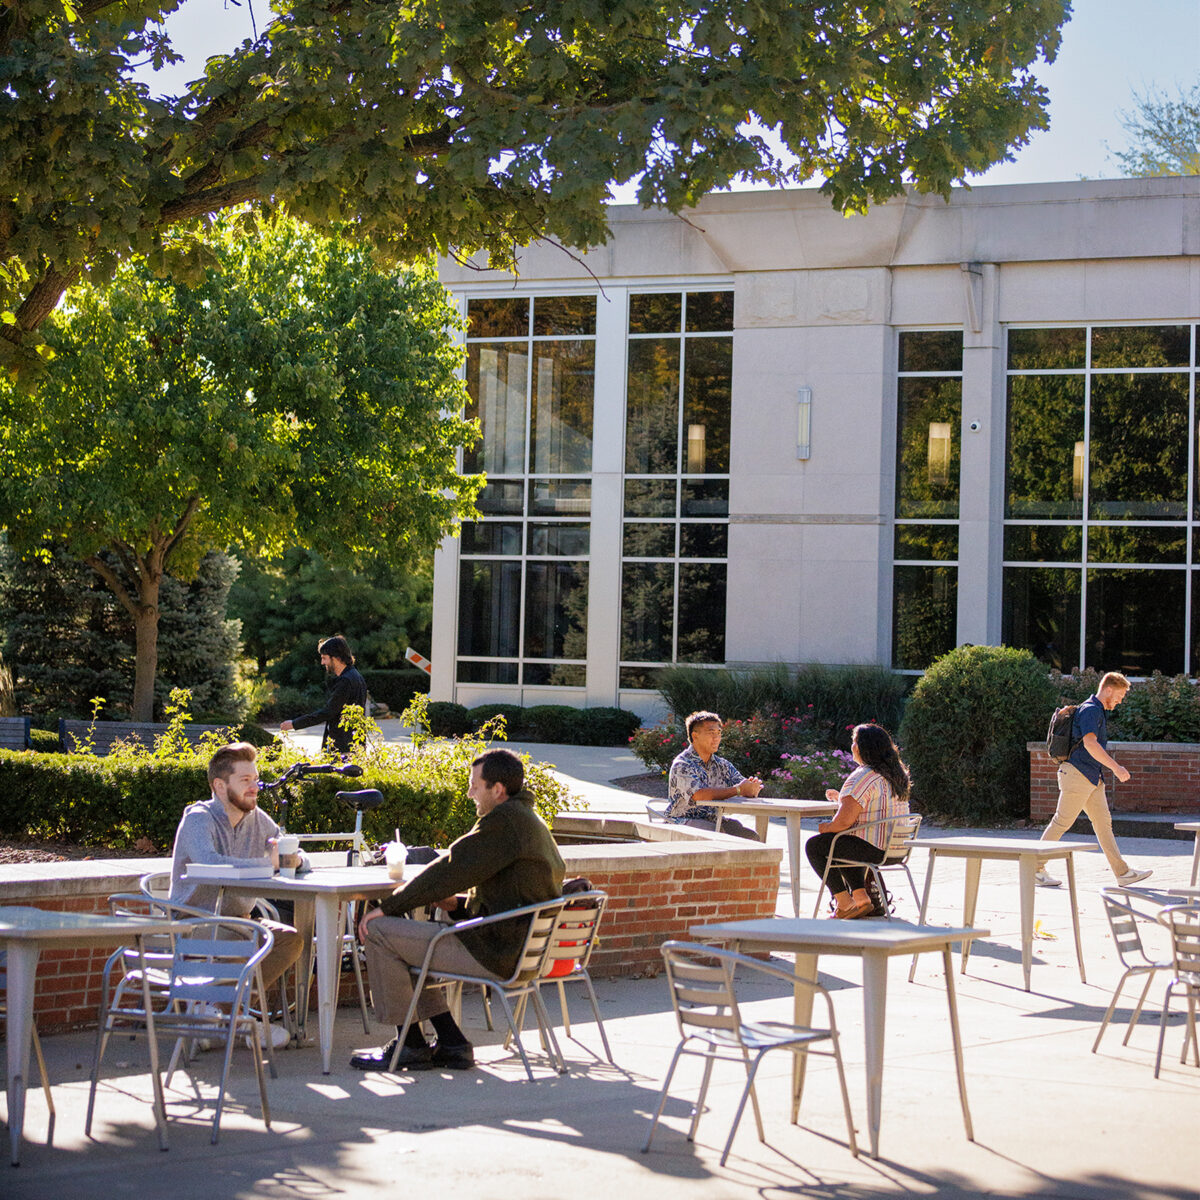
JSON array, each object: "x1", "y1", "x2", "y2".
[
  {"x1": 364, "y1": 916, "x2": 499, "y2": 1026},
  {"x1": 257, "y1": 918, "x2": 304, "y2": 989},
  {"x1": 1039, "y1": 762, "x2": 1129, "y2": 877}
]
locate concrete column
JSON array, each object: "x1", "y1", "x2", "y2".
[
  {"x1": 584, "y1": 288, "x2": 629, "y2": 707},
  {"x1": 957, "y1": 263, "x2": 1004, "y2": 646}
]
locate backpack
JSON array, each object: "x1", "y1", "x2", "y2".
[{"x1": 1045, "y1": 704, "x2": 1079, "y2": 763}]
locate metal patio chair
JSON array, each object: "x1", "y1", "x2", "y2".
[
  {"x1": 643, "y1": 941, "x2": 858, "y2": 1166},
  {"x1": 1093, "y1": 887, "x2": 1173, "y2": 1052},
  {"x1": 1154, "y1": 902, "x2": 1200, "y2": 1078},
  {"x1": 86, "y1": 913, "x2": 274, "y2": 1145},
  {"x1": 810, "y1": 812, "x2": 923, "y2": 919}
]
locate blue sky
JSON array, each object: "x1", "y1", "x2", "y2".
[{"x1": 150, "y1": 0, "x2": 1200, "y2": 188}]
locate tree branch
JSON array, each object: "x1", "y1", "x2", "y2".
[
  {"x1": 85, "y1": 553, "x2": 140, "y2": 618},
  {"x1": 162, "y1": 494, "x2": 202, "y2": 560}
]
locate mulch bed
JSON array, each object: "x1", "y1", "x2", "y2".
[{"x1": 610, "y1": 772, "x2": 668, "y2": 798}]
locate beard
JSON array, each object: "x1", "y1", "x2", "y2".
[{"x1": 227, "y1": 787, "x2": 259, "y2": 814}]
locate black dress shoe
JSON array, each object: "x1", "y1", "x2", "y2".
[
  {"x1": 430, "y1": 1041, "x2": 475, "y2": 1070},
  {"x1": 350, "y1": 1038, "x2": 433, "y2": 1071}
]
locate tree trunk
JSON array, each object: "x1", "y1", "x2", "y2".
[{"x1": 130, "y1": 578, "x2": 161, "y2": 723}]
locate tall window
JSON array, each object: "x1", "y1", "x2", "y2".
[
  {"x1": 457, "y1": 296, "x2": 595, "y2": 686},
  {"x1": 620, "y1": 291, "x2": 734, "y2": 689},
  {"x1": 892, "y1": 330, "x2": 962, "y2": 669},
  {"x1": 1003, "y1": 324, "x2": 1198, "y2": 674}
]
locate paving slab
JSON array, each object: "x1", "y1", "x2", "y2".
[{"x1": 7, "y1": 742, "x2": 1198, "y2": 1197}]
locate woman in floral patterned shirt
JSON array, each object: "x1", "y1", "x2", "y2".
[{"x1": 804, "y1": 722, "x2": 910, "y2": 919}]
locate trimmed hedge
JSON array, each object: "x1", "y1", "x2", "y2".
[
  {"x1": 367, "y1": 668, "x2": 430, "y2": 712},
  {"x1": 430, "y1": 701, "x2": 641, "y2": 745}
]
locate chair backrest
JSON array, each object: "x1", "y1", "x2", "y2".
[
  {"x1": 645, "y1": 799, "x2": 670, "y2": 822},
  {"x1": 505, "y1": 898, "x2": 568, "y2": 986},
  {"x1": 167, "y1": 916, "x2": 272, "y2": 1013},
  {"x1": 542, "y1": 891, "x2": 607, "y2": 979},
  {"x1": 1158, "y1": 903, "x2": 1200, "y2": 976},
  {"x1": 881, "y1": 812, "x2": 922, "y2": 862},
  {"x1": 140, "y1": 870, "x2": 171, "y2": 902},
  {"x1": 1098, "y1": 887, "x2": 1164, "y2": 968},
  {"x1": 660, "y1": 941, "x2": 743, "y2": 1039}
]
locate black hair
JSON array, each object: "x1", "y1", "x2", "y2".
[
  {"x1": 318, "y1": 635, "x2": 355, "y2": 666},
  {"x1": 471, "y1": 747, "x2": 525, "y2": 797},
  {"x1": 684, "y1": 710, "x2": 722, "y2": 741},
  {"x1": 852, "y1": 723, "x2": 910, "y2": 802}
]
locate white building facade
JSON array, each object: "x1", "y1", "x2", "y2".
[{"x1": 432, "y1": 178, "x2": 1200, "y2": 719}]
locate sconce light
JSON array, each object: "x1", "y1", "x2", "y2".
[
  {"x1": 797, "y1": 387, "x2": 812, "y2": 459},
  {"x1": 1072, "y1": 441, "x2": 1085, "y2": 501},
  {"x1": 927, "y1": 421, "x2": 952, "y2": 486},
  {"x1": 687, "y1": 423, "x2": 706, "y2": 473}
]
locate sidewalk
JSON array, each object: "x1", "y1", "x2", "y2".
[{"x1": 6, "y1": 741, "x2": 1199, "y2": 1197}]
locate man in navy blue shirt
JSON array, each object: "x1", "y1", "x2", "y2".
[{"x1": 1036, "y1": 671, "x2": 1151, "y2": 888}]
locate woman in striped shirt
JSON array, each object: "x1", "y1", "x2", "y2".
[{"x1": 805, "y1": 723, "x2": 911, "y2": 919}]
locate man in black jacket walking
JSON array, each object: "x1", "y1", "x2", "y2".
[{"x1": 280, "y1": 635, "x2": 368, "y2": 754}]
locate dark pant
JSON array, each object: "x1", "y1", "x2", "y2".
[{"x1": 805, "y1": 831, "x2": 886, "y2": 893}]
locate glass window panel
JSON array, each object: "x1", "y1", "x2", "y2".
[
  {"x1": 621, "y1": 562, "x2": 674, "y2": 662},
  {"x1": 457, "y1": 561, "x2": 521, "y2": 658},
  {"x1": 1191, "y1": 573, "x2": 1200, "y2": 676},
  {"x1": 629, "y1": 292, "x2": 682, "y2": 334},
  {"x1": 625, "y1": 338, "x2": 681, "y2": 473},
  {"x1": 529, "y1": 478, "x2": 590, "y2": 515},
  {"x1": 894, "y1": 525, "x2": 959, "y2": 561},
  {"x1": 523, "y1": 663, "x2": 586, "y2": 686},
  {"x1": 1091, "y1": 325, "x2": 1190, "y2": 369},
  {"x1": 898, "y1": 330, "x2": 962, "y2": 373},
  {"x1": 1001, "y1": 567, "x2": 1081, "y2": 672},
  {"x1": 685, "y1": 291, "x2": 734, "y2": 333},
  {"x1": 623, "y1": 523, "x2": 675, "y2": 557},
  {"x1": 892, "y1": 565, "x2": 957, "y2": 670},
  {"x1": 457, "y1": 660, "x2": 519, "y2": 684},
  {"x1": 681, "y1": 479, "x2": 730, "y2": 517},
  {"x1": 524, "y1": 561, "x2": 588, "y2": 659},
  {"x1": 532, "y1": 295, "x2": 596, "y2": 337},
  {"x1": 464, "y1": 343, "x2": 527, "y2": 474},
  {"x1": 619, "y1": 666, "x2": 665, "y2": 689},
  {"x1": 1003, "y1": 525, "x2": 1083, "y2": 562},
  {"x1": 1005, "y1": 374, "x2": 1085, "y2": 519},
  {"x1": 677, "y1": 563, "x2": 727, "y2": 663},
  {"x1": 1088, "y1": 372, "x2": 1188, "y2": 519},
  {"x1": 681, "y1": 337, "x2": 732, "y2": 474},
  {"x1": 529, "y1": 340, "x2": 594, "y2": 473},
  {"x1": 625, "y1": 478, "x2": 676, "y2": 517},
  {"x1": 896, "y1": 377, "x2": 961, "y2": 518},
  {"x1": 680, "y1": 524, "x2": 729, "y2": 558},
  {"x1": 1007, "y1": 327, "x2": 1086, "y2": 370},
  {"x1": 1086, "y1": 525, "x2": 1186, "y2": 564},
  {"x1": 460, "y1": 522, "x2": 522, "y2": 555},
  {"x1": 1086, "y1": 568, "x2": 1186, "y2": 676},
  {"x1": 467, "y1": 297, "x2": 528, "y2": 339},
  {"x1": 527, "y1": 523, "x2": 590, "y2": 556},
  {"x1": 476, "y1": 480, "x2": 524, "y2": 515}
]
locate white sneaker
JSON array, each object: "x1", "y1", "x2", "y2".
[
  {"x1": 1034, "y1": 870, "x2": 1062, "y2": 888},
  {"x1": 1116, "y1": 867, "x2": 1153, "y2": 886},
  {"x1": 246, "y1": 1021, "x2": 291, "y2": 1051}
]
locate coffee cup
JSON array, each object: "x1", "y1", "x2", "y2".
[{"x1": 276, "y1": 834, "x2": 300, "y2": 858}]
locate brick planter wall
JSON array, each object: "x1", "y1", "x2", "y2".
[
  {"x1": 1028, "y1": 740, "x2": 1200, "y2": 820},
  {"x1": 0, "y1": 824, "x2": 780, "y2": 1033}
]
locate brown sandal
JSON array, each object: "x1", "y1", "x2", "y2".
[{"x1": 834, "y1": 897, "x2": 873, "y2": 920}]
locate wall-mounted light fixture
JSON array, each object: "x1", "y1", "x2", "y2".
[
  {"x1": 927, "y1": 421, "x2": 952, "y2": 486},
  {"x1": 797, "y1": 387, "x2": 812, "y2": 459},
  {"x1": 687, "y1": 423, "x2": 707, "y2": 473},
  {"x1": 1072, "y1": 440, "x2": 1085, "y2": 501}
]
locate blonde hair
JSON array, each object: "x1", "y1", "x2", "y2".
[{"x1": 1098, "y1": 672, "x2": 1130, "y2": 693}]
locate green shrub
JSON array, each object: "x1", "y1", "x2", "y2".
[
  {"x1": 29, "y1": 726, "x2": 60, "y2": 752},
  {"x1": 630, "y1": 722, "x2": 685, "y2": 774},
  {"x1": 467, "y1": 703, "x2": 528, "y2": 737},
  {"x1": 584, "y1": 706, "x2": 642, "y2": 745},
  {"x1": 368, "y1": 668, "x2": 430, "y2": 711},
  {"x1": 899, "y1": 644, "x2": 1056, "y2": 822},
  {"x1": 426, "y1": 701, "x2": 471, "y2": 736},
  {"x1": 1050, "y1": 668, "x2": 1200, "y2": 743},
  {"x1": 522, "y1": 704, "x2": 584, "y2": 743},
  {"x1": 656, "y1": 662, "x2": 906, "y2": 748}
]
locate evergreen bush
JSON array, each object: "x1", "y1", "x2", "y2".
[
  {"x1": 467, "y1": 703, "x2": 528, "y2": 737},
  {"x1": 583, "y1": 706, "x2": 643, "y2": 745},
  {"x1": 367, "y1": 668, "x2": 430, "y2": 711},
  {"x1": 522, "y1": 704, "x2": 584, "y2": 743},
  {"x1": 426, "y1": 701, "x2": 472, "y2": 736},
  {"x1": 899, "y1": 644, "x2": 1056, "y2": 821}
]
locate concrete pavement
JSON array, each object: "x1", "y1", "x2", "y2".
[{"x1": 5, "y1": 741, "x2": 1199, "y2": 1197}]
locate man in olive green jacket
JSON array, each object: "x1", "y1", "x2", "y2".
[{"x1": 352, "y1": 747, "x2": 565, "y2": 1071}]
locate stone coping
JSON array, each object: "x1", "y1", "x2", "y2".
[
  {"x1": 0, "y1": 813, "x2": 779, "y2": 901},
  {"x1": 1026, "y1": 739, "x2": 1200, "y2": 752}
]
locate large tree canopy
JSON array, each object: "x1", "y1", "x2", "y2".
[
  {"x1": 0, "y1": 214, "x2": 479, "y2": 718},
  {"x1": 1, "y1": 0, "x2": 1069, "y2": 365}
]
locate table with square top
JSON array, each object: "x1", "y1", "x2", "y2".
[
  {"x1": 708, "y1": 798, "x2": 838, "y2": 916},
  {"x1": 691, "y1": 916, "x2": 986, "y2": 1159},
  {"x1": 907, "y1": 836, "x2": 1094, "y2": 991},
  {"x1": 198, "y1": 863, "x2": 417, "y2": 1073}
]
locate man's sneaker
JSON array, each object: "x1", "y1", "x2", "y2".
[
  {"x1": 1117, "y1": 867, "x2": 1153, "y2": 886},
  {"x1": 1034, "y1": 870, "x2": 1062, "y2": 888},
  {"x1": 246, "y1": 1021, "x2": 291, "y2": 1051},
  {"x1": 430, "y1": 1041, "x2": 475, "y2": 1070}
]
